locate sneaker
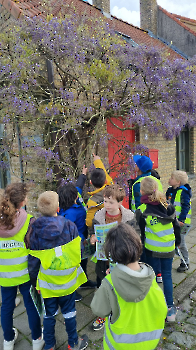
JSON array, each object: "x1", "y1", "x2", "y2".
[
  {"x1": 177, "y1": 262, "x2": 189, "y2": 272},
  {"x1": 75, "y1": 291, "x2": 82, "y2": 302},
  {"x1": 32, "y1": 333, "x2": 45, "y2": 350},
  {"x1": 92, "y1": 317, "x2": 106, "y2": 331},
  {"x1": 167, "y1": 306, "x2": 177, "y2": 322},
  {"x1": 156, "y1": 273, "x2": 163, "y2": 283},
  {"x1": 79, "y1": 280, "x2": 97, "y2": 289},
  {"x1": 68, "y1": 334, "x2": 88, "y2": 350},
  {"x1": 4, "y1": 328, "x2": 18, "y2": 350}
]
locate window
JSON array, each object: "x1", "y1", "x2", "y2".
[{"x1": 176, "y1": 127, "x2": 190, "y2": 172}]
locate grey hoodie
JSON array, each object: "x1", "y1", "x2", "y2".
[{"x1": 91, "y1": 263, "x2": 156, "y2": 323}]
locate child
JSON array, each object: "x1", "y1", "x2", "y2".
[
  {"x1": 166, "y1": 170, "x2": 192, "y2": 272},
  {"x1": 91, "y1": 223, "x2": 167, "y2": 350},
  {"x1": 58, "y1": 167, "x2": 96, "y2": 296},
  {"x1": 136, "y1": 177, "x2": 181, "y2": 322},
  {"x1": 0, "y1": 183, "x2": 44, "y2": 350},
  {"x1": 90, "y1": 184, "x2": 135, "y2": 330},
  {"x1": 28, "y1": 191, "x2": 88, "y2": 350},
  {"x1": 86, "y1": 154, "x2": 113, "y2": 228},
  {"x1": 130, "y1": 155, "x2": 163, "y2": 212}
]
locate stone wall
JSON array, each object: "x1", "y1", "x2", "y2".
[
  {"x1": 140, "y1": 0, "x2": 158, "y2": 35},
  {"x1": 140, "y1": 129, "x2": 196, "y2": 206},
  {"x1": 92, "y1": 0, "x2": 110, "y2": 14}
]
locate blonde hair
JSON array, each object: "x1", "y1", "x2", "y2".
[
  {"x1": 140, "y1": 177, "x2": 168, "y2": 208},
  {"x1": 37, "y1": 191, "x2": 59, "y2": 216},
  {"x1": 171, "y1": 170, "x2": 188, "y2": 186}
]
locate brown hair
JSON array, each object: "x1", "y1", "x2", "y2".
[
  {"x1": 0, "y1": 183, "x2": 28, "y2": 229},
  {"x1": 37, "y1": 191, "x2": 59, "y2": 216},
  {"x1": 103, "y1": 184, "x2": 125, "y2": 202},
  {"x1": 171, "y1": 170, "x2": 188, "y2": 186},
  {"x1": 140, "y1": 177, "x2": 168, "y2": 208},
  {"x1": 104, "y1": 223, "x2": 142, "y2": 264}
]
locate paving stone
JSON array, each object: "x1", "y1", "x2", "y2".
[
  {"x1": 80, "y1": 324, "x2": 104, "y2": 344},
  {"x1": 167, "y1": 331, "x2": 196, "y2": 348},
  {"x1": 186, "y1": 316, "x2": 196, "y2": 325},
  {"x1": 179, "y1": 296, "x2": 193, "y2": 311},
  {"x1": 13, "y1": 311, "x2": 31, "y2": 337},
  {"x1": 172, "y1": 271, "x2": 187, "y2": 284},
  {"x1": 183, "y1": 323, "x2": 196, "y2": 336},
  {"x1": 190, "y1": 291, "x2": 196, "y2": 300},
  {"x1": 75, "y1": 302, "x2": 95, "y2": 331},
  {"x1": 175, "y1": 310, "x2": 189, "y2": 322}
]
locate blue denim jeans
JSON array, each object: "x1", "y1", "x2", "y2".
[
  {"x1": 146, "y1": 254, "x2": 173, "y2": 307},
  {"x1": 43, "y1": 292, "x2": 78, "y2": 349},
  {"x1": 1, "y1": 281, "x2": 42, "y2": 341}
]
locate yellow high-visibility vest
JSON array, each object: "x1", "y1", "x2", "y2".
[
  {"x1": 29, "y1": 236, "x2": 87, "y2": 298},
  {"x1": 0, "y1": 214, "x2": 32, "y2": 287},
  {"x1": 104, "y1": 273, "x2": 167, "y2": 350},
  {"x1": 145, "y1": 216, "x2": 175, "y2": 253},
  {"x1": 174, "y1": 189, "x2": 191, "y2": 225}
]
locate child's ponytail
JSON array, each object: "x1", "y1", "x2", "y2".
[
  {"x1": 140, "y1": 177, "x2": 168, "y2": 208},
  {"x1": 0, "y1": 183, "x2": 28, "y2": 229}
]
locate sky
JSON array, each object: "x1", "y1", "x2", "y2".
[{"x1": 110, "y1": 0, "x2": 196, "y2": 27}]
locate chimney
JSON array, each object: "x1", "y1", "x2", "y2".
[
  {"x1": 140, "y1": 0, "x2": 157, "y2": 35},
  {"x1": 92, "y1": 0, "x2": 110, "y2": 15}
]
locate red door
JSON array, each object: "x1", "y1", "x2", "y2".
[{"x1": 107, "y1": 117, "x2": 135, "y2": 208}]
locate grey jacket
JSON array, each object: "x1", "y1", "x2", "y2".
[
  {"x1": 90, "y1": 205, "x2": 136, "y2": 281},
  {"x1": 91, "y1": 263, "x2": 158, "y2": 323}
]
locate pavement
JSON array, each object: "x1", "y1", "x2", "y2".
[{"x1": 2, "y1": 205, "x2": 196, "y2": 349}]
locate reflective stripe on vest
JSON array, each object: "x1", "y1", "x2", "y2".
[
  {"x1": 131, "y1": 176, "x2": 163, "y2": 212},
  {"x1": 174, "y1": 189, "x2": 191, "y2": 224},
  {"x1": 39, "y1": 265, "x2": 84, "y2": 291},
  {"x1": 103, "y1": 274, "x2": 167, "y2": 350},
  {"x1": 29, "y1": 236, "x2": 87, "y2": 298},
  {"x1": 145, "y1": 216, "x2": 175, "y2": 253},
  {"x1": 0, "y1": 214, "x2": 32, "y2": 287},
  {"x1": 105, "y1": 325, "x2": 163, "y2": 345},
  {"x1": 77, "y1": 192, "x2": 87, "y2": 211}
]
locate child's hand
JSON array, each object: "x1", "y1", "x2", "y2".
[
  {"x1": 179, "y1": 221, "x2": 184, "y2": 227},
  {"x1": 90, "y1": 234, "x2": 98, "y2": 245},
  {"x1": 83, "y1": 239, "x2": 88, "y2": 246},
  {"x1": 82, "y1": 165, "x2": 88, "y2": 175},
  {"x1": 92, "y1": 153, "x2": 100, "y2": 161}
]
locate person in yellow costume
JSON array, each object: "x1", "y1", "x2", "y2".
[
  {"x1": 86, "y1": 154, "x2": 113, "y2": 228},
  {"x1": 28, "y1": 191, "x2": 88, "y2": 350},
  {"x1": 91, "y1": 223, "x2": 167, "y2": 350}
]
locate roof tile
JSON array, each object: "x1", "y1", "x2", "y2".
[{"x1": 0, "y1": 0, "x2": 183, "y2": 59}]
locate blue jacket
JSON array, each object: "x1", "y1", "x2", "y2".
[
  {"x1": 28, "y1": 216, "x2": 78, "y2": 284},
  {"x1": 166, "y1": 184, "x2": 192, "y2": 222},
  {"x1": 133, "y1": 171, "x2": 152, "y2": 209},
  {"x1": 58, "y1": 174, "x2": 88, "y2": 241}
]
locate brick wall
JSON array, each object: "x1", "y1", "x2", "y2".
[
  {"x1": 140, "y1": 128, "x2": 196, "y2": 208},
  {"x1": 92, "y1": 0, "x2": 110, "y2": 14},
  {"x1": 140, "y1": 129, "x2": 176, "y2": 192},
  {"x1": 140, "y1": 0, "x2": 158, "y2": 35}
]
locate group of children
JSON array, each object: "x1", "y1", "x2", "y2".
[{"x1": 0, "y1": 153, "x2": 192, "y2": 350}]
